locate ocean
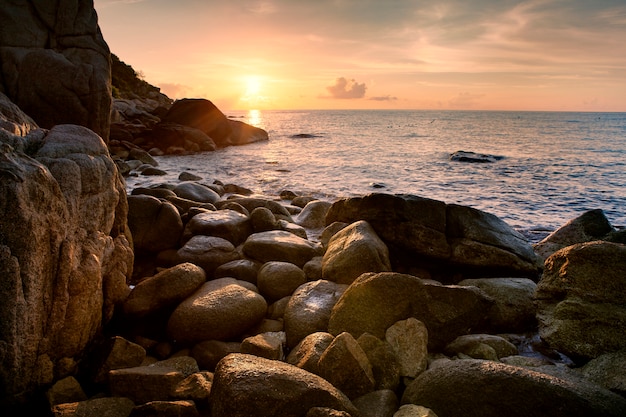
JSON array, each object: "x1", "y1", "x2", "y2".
[{"x1": 125, "y1": 110, "x2": 626, "y2": 241}]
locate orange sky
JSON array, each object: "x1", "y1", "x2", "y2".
[{"x1": 95, "y1": 0, "x2": 626, "y2": 112}]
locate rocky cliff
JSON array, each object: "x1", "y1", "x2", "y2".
[{"x1": 0, "y1": 0, "x2": 112, "y2": 140}]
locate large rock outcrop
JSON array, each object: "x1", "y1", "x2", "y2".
[
  {"x1": 325, "y1": 193, "x2": 543, "y2": 282},
  {"x1": 0, "y1": 99, "x2": 132, "y2": 406},
  {"x1": 0, "y1": 0, "x2": 112, "y2": 140},
  {"x1": 534, "y1": 241, "x2": 626, "y2": 362}
]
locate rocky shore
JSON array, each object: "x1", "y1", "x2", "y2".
[{"x1": 1, "y1": 1, "x2": 626, "y2": 416}]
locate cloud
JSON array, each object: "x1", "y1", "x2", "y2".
[
  {"x1": 368, "y1": 95, "x2": 398, "y2": 101},
  {"x1": 325, "y1": 77, "x2": 367, "y2": 99}
]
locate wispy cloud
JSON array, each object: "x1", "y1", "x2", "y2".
[{"x1": 369, "y1": 95, "x2": 398, "y2": 101}]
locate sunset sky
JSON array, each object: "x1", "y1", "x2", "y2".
[{"x1": 94, "y1": 0, "x2": 626, "y2": 112}]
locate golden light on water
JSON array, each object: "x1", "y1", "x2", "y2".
[{"x1": 247, "y1": 109, "x2": 263, "y2": 128}]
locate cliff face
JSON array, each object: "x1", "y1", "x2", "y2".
[
  {"x1": 0, "y1": 93, "x2": 133, "y2": 407},
  {"x1": 0, "y1": 0, "x2": 112, "y2": 140},
  {"x1": 0, "y1": 0, "x2": 132, "y2": 407}
]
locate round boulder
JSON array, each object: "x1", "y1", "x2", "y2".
[
  {"x1": 123, "y1": 263, "x2": 206, "y2": 318},
  {"x1": 210, "y1": 353, "x2": 359, "y2": 417},
  {"x1": 284, "y1": 280, "x2": 348, "y2": 348},
  {"x1": 243, "y1": 230, "x2": 322, "y2": 267},
  {"x1": 175, "y1": 235, "x2": 240, "y2": 277},
  {"x1": 167, "y1": 278, "x2": 267, "y2": 344},
  {"x1": 127, "y1": 195, "x2": 183, "y2": 253},
  {"x1": 173, "y1": 182, "x2": 221, "y2": 204},
  {"x1": 182, "y1": 209, "x2": 252, "y2": 245},
  {"x1": 257, "y1": 261, "x2": 306, "y2": 302}
]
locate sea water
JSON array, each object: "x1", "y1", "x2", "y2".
[{"x1": 125, "y1": 110, "x2": 626, "y2": 241}]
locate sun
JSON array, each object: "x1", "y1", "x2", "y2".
[
  {"x1": 240, "y1": 75, "x2": 269, "y2": 109},
  {"x1": 245, "y1": 76, "x2": 261, "y2": 97}
]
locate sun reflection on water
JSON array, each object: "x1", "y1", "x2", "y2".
[{"x1": 247, "y1": 109, "x2": 263, "y2": 128}]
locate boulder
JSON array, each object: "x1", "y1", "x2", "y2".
[
  {"x1": 167, "y1": 278, "x2": 267, "y2": 344},
  {"x1": 210, "y1": 353, "x2": 359, "y2": 417},
  {"x1": 401, "y1": 359, "x2": 626, "y2": 417},
  {"x1": 171, "y1": 371, "x2": 214, "y2": 404},
  {"x1": 123, "y1": 263, "x2": 206, "y2": 318},
  {"x1": 149, "y1": 122, "x2": 217, "y2": 153},
  {"x1": 108, "y1": 357, "x2": 199, "y2": 404},
  {"x1": 394, "y1": 405, "x2": 438, "y2": 417},
  {"x1": 385, "y1": 318, "x2": 428, "y2": 378},
  {"x1": 535, "y1": 241, "x2": 626, "y2": 361},
  {"x1": 182, "y1": 209, "x2": 252, "y2": 245},
  {"x1": 191, "y1": 340, "x2": 241, "y2": 372},
  {"x1": 0, "y1": 2, "x2": 112, "y2": 139},
  {"x1": 352, "y1": 390, "x2": 398, "y2": 417},
  {"x1": 51, "y1": 397, "x2": 135, "y2": 417},
  {"x1": 250, "y1": 206, "x2": 280, "y2": 232},
  {"x1": 228, "y1": 119, "x2": 269, "y2": 145},
  {"x1": 89, "y1": 336, "x2": 146, "y2": 385},
  {"x1": 286, "y1": 332, "x2": 335, "y2": 375},
  {"x1": 296, "y1": 200, "x2": 333, "y2": 229},
  {"x1": 257, "y1": 261, "x2": 307, "y2": 302},
  {"x1": 328, "y1": 272, "x2": 493, "y2": 350},
  {"x1": 127, "y1": 194, "x2": 183, "y2": 253},
  {"x1": 449, "y1": 150, "x2": 503, "y2": 163},
  {"x1": 581, "y1": 351, "x2": 626, "y2": 396},
  {"x1": 241, "y1": 332, "x2": 286, "y2": 360},
  {"x1": 174, "y1": 235, "x2": 240, "y2": 277},
  {"x1": 161, "y1": 99, "x2": 233, "y2": 147},
  {"x1": 325, "y1": 194, "x2": 542, "y2": 282},
  {"x1": 243, "y1": 230, "x2": 322, "y2": 267},
  {"x1": 533, "y1": 209, "x2": 615, "y2": 260},
  {"x1": 444, "y1": 334, "x2": 518, "y2": 360},
  {"x1": 356, "y1": 334, "x2": 401, "y2": 391},
  {"x1": 322, "y1": 220, "x2": 391, "y2": 285},
  {"x1": 318, "y1": 332, "x2": 376, "y2": 400},
  {"x1": 216, "y1": 197, "x2": 293, "y2": 222},
  {"x1": 0, "y1": 123, "x2": 132, "y2": 405},
  {"x1": 284, "y1": 280, "x2": 349, "y2": 348},
  {"x1": 214, "y1": 259, "x2": 261, "y2": 284},
  {"x1": 457, "y1": 277, "x2": 537, "y2": 333},
  {"x1": 173, "y1": 182, "x2": 221, "y2": 204}
]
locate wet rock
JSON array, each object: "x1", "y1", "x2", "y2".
[
  {"x1": 216, "y1": 197, "x2": 293, "y2": 222},
  {"x1": 214, "y1": 259, "x2": 261, "y2": 284},
  {"x1": 190, "y1": 340, "x2": 241, "y2": 372},
  {"x1": 228, "y1": 119, "x2": 269, "y2": 145},
  {"x1": 241, "y1": 332, "x2": 286, "y2": 360},
  {"x1": 130, "y1": 400, "x2": 199, "y2": 417},
  {"x1": 449, "y1": 150, "x2": 504, "y2": 163}
]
